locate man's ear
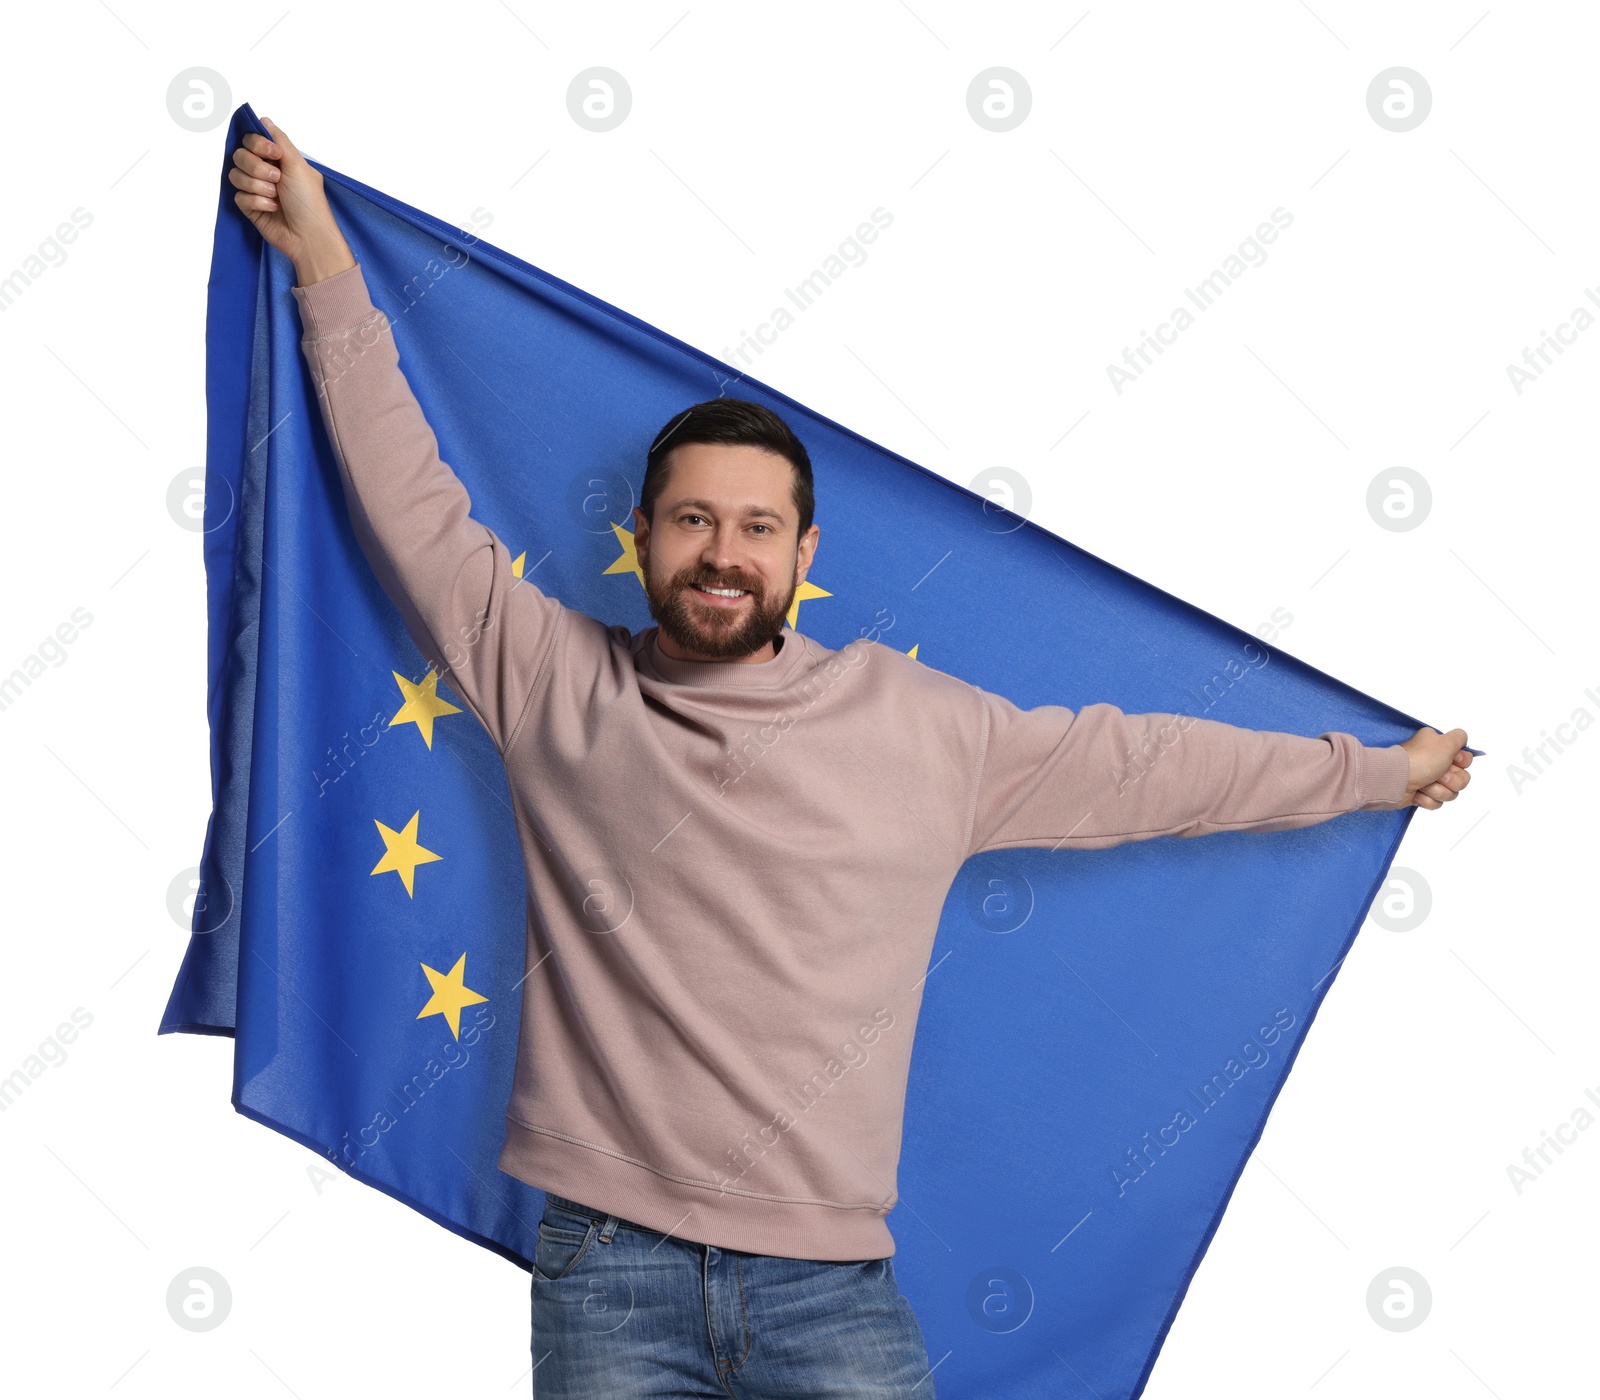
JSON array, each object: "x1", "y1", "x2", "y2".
[
  {"x1": 794, "y1": 523, "x2": 820, "y2": 586},
  {"x1": 631, "y1": 505, "x2": 650, "y2": 555}
]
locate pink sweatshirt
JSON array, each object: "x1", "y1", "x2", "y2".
[{"x1": 291, "y1": 264, "x2": 1412, "y2": 1261}]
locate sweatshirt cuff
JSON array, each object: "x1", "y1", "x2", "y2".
[
  {"x1": 1362, "y1": 742, "x2": 1411, "y2": 807},
  {"x1": 291, "y1": 262, "x2": 381, "y2": 339}
]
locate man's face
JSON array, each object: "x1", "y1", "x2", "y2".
[{"x1": 633, "y1": 442, "x2": 820, "y2": 663}]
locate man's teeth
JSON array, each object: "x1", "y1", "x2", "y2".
[{"x1": 699, "y1": 585, "x2": 747, "y2": 597}]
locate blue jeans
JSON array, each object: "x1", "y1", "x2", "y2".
[{"x1": 530, "y1": 1192, "x2": 939, "y2": 1398}]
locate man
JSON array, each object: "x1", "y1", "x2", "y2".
[{"x1": 228, "y1": 118, "x2": 1472, "y2": 1399}]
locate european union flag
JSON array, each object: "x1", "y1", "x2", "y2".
[{"x1": 163, "y1": 102, "x2": 1459, "y2": 1398}]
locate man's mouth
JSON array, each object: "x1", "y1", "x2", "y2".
[{"x1": 688, "y1": 582, "x2": 751, "y2": 605}]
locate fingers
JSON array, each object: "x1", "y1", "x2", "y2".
[
  {"x1": 228, "y1": 164, "x2": 278, "y2": 200},
  {"x1": 240, "y1": 131, "x2": 281, "y2": 161},
  {"x1": 229, "y1": 132, "x2": 285, "y2": 211},
  {"x1": 1418, "y1": 771, "x2": 1468, "y2": 804},
  {"x1": 259, "y1": 116, "x2": 298, "y2": 157},
  {"x1": 232, "y1": 145, "x2": 280, "y2": 182}
]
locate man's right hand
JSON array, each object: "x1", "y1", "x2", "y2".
[{"x1": 228, "y1": 117, "x2": 355, "y2": 287}]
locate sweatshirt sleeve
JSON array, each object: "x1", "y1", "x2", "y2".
[
  {"x1": 965, "y1": 688, "x2": 1412, "y2": 857},
  {"x1": 291, "y1": 263, "x2": 565, "y2": 754}
]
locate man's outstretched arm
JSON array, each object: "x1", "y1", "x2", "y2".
[
  {"x1": 227, "y1": 118, "x2": 563, "y2": 753},
  {"x1": 964, "y1": 687, "x2": 1472, "y2": 858}
]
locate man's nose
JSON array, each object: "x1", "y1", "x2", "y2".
[{"x1": 701, "y1": 526, "x2": 746, "y2": 571}]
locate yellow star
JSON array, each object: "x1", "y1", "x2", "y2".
[
  {"x1": 512, "y1": 550, "x2": 526, "y2": 578},
  {"x1": 906, "y1": 642, "x2": 919, "y2": 660},
  {"x1": 389, "y1": 669, "x2": 462, "y2": 750},
  {"x1": 603, "y1": 523, "x2": 645, "y2": 587},
  {"x1": 416, "y1": 952, "x2": 489, "y2": 1040},
  {"x1": 370, "y1": 810, "x2": 442, "y2": 898},
  {"x1": 786, "y1": 580, "x2": 831, "y2": 629}
]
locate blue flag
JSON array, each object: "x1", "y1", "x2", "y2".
[{"x1": 164, "y1": 102, "x2": 1466, "y2": 1398}]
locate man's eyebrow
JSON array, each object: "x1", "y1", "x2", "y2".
[{"x1": 667, "y1": 498, "x2": 788, "y2": 522}]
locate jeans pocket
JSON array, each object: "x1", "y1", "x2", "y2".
[{"x1": 532, "y1": 1216, "x2": 597, "y2": 1282}]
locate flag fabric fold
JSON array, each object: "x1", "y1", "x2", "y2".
[{"x1": 165, "y1": 102, "x2": 1450, "y2": 1397}]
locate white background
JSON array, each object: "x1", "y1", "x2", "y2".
[{"x1": 1, "y1": 2, "x2": 1593, "y2": 1396}]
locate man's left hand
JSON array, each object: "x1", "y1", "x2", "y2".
[{"x1": 1399, "y1": 727, "x2": 1473, "y2": 810}]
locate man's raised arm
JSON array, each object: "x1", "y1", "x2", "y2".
[
  {"x1": 228, "y1": 118, "x2": 563, "y2": 753},
  {"x1": 964, "y1": 687, "x2": 1472, "y2": 858}
]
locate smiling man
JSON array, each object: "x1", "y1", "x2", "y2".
[
  {"x1": 229, "y1": 119, "x2": 1473, "y2": 1400},
  {"x1": 635, "y1": 415, "x2": 820, "y2": 664}
]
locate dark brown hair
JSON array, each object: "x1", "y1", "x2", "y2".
[{"x1": 642, "y1": 399, "x2": 815, "y2": 536}]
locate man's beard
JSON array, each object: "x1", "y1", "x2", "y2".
[{"x1": 644, "y1": 558, "x2": 796, "y2": 660}]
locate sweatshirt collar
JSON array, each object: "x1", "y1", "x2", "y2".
[{"x1": 638, "y1": 625, "x2": 809, "y2": 689}]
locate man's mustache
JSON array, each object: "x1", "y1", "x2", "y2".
[{"x1": 678, "y1": 570, "x2": 762, "y2": 595}]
